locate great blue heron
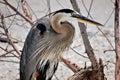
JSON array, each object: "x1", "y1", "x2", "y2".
[{"x1": 20, "y1": 9, "x2": 102, "y2": 80}]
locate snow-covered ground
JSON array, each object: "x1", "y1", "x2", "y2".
[{"x1": 0, "y1": 0, "x2": 115, "y2": 80}]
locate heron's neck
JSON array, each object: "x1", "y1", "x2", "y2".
[{"x1": 51, "y1": 14, "x2": 75, "y2": 41}]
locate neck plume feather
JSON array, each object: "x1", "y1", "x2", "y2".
[{"x1": 51, "y1": 13, "x2": 75, "y2": 41}]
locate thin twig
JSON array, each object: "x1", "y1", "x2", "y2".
[
  {"x1": 25, "y1": 2, "x2": 37, "y2": 19},
  {"x1": 4, "y1": 14, "x2": 17, "y2": 18},
  {"x1": 0, "y1": 60, "x2": 19, "y2": 63},
  {"x1": 87, "y1": 0, "x2": 94, "y2": 17},
  {"x1": 0, "y1": 50, "x2": 14, "y2": 57},
  {"x1": 0, "y1": 46, "x2": 19, "y2": 59},
  {"x1": 56, "y1": 0, "x2": 64, "y2": 8},
  {"x1": 1, "y1": 14, "x2": 20, "y2": 56},
  {"x1": 47, "y1": 0, "x2": 51, "y2": 17},
  {"x1": 81, "y1": 0, "x2": 115, "y2": 52},
  {"x1": 0, "y1": 37, "x2": 18, "y2": 43},
  {"x1": 61, "y1": 57, "x2": 81, "y2": 73},
  {"x1": 103, "y1": 9, "x2": 114, "y2": 25},
  {"x1": 70, "y1": 47, "x2": 88, "y2": 58},
  {"x1": 104, "y1": 49, "x2": 115, "y2": 53},
  {"x1": 3, "y1": 0, "x2": 33, "y2": 25},
  {"x1": 0, "y1": 1, "x2": 5, "y2": 4},
  {"x1": 81, "y1": 0, "x2": 93, "y2": 18},
  {"x1": 21, "y1": 0, "x2": 32, "y2": 20},
  {"x1": 97, "y1": 27, "x2": 115, "y2": 50},
  {"x1": 54, "y1": 74, "x2": 59, "y2": 80}
]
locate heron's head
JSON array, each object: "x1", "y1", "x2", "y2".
[{"x1": 52, "y1": 9, "x2": 103, "y2": 26}]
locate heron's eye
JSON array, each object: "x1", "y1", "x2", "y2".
[{"x1": 71, "y1": 13, "x2": 74, "y2": 16}]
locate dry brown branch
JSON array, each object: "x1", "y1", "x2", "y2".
[
  {"x1": 114, "y1": 0, "x2": 120, "y2": 80},
  {"x1": 104, "y1": 49, "x2": 115, "y2": 53},
  {"x1": 0, "y1": 37, "x2": 18, "y2": 43},
  {"x1": 70, "y1": 47, "x2": 88, "y2": 58},
  {"x1": 0, "y1": 1, "x2": 5, "y2": 4},
  {"x1": 70, "y1": 0, "x2": 99, "y2": 70},
  {"x1": 0, "y1": 49, "x2": 14, "y2": 57},
  {"x1": 97, "y1": 27, "x2": 115, "y2": 51},
  {"x1": 4, "y1": 14, "x2": 17, "y2": 18},
  {"x1": 3, "y1": 0, "x2": 33, "y2": 25},
  {"x1": 0, "y1": 59, "x2": 19, "y2": 63},
  {"x1": 68, "y1": 59, "x2": 106, "y2": 80},
  {"x1": 54, "y1": 74, "x2": 59, "y2": 80},
  {"x1": 0, "y1": 46, "x2": 19, "y2": 59},
  {"x1": 25, "y1": 2, "x2": 38, "y2": 20},
  {"x1": 61, "y1": 57, "x2": 81, "y2": 73},
  {"x1": 1, "y1": 14, "x2": 20, "y2": 57},
  {"x1": 21, "y1": 0, "x2": 32, "y2": 20}
]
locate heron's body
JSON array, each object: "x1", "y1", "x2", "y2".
[
  {"x1": 20, "y1": 14, "x2": 75, "y2": 80},
  {"x1": 20, "y1": 9, "x2": 102, "y2": 80}
]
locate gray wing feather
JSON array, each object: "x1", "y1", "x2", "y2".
[{"x1": 20, "y1": 18, "x2": 51, "y2": 80}]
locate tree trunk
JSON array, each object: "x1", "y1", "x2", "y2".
[{"x1": 114, "y1": 0, "x2": 120, "y2": 80}]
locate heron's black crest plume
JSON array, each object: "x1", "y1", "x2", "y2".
[
  {"x1": 53, "y1": 9, "x2": 74, "y2": 15},
  {"x1": 42, "y1": 9, "x2": 74, "y2": 18}
]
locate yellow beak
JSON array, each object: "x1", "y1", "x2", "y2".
[{"x1": 72, "y1": 14, "x2": 103, "y2": 26}]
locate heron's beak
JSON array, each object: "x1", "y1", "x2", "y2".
[{"x1": 72, "y1": 14, "x2": 103, "y2": 26}]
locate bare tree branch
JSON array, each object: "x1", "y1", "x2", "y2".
[
  {"x1": 1, "y1": 14, "x2": 20, "y2": 57},
  {"x1": 70, "y1": 0, "x2": 99, "y2": 70},
  {"x1": 68, "y1": 59, "x2": 106, "y2": 80},
  {"x1": 61, "y1": 57, "x2": 81, "y2": 73},
  {"x1": 114, "y1": 0, "x2": 120, "y2": 80},
  {"x1": 21, "y1": 0, "x2": 32, "y2": 20},
  {"x1": 0, "y1": 46, "x2": 19, "y2": 59},
  {"x1": 0, "y1": 37, "x2": 18, "y2": 43},
  {"x1": 0, "y1": 59, "x2": 19, "y2": 63},
  {"x1": 3, "y1": 0, "x2": 33, "y2": 25}
]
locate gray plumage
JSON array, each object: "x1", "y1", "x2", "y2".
[{"x1": 20, "y1": 17, "x2": 75, "y2": 80}]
